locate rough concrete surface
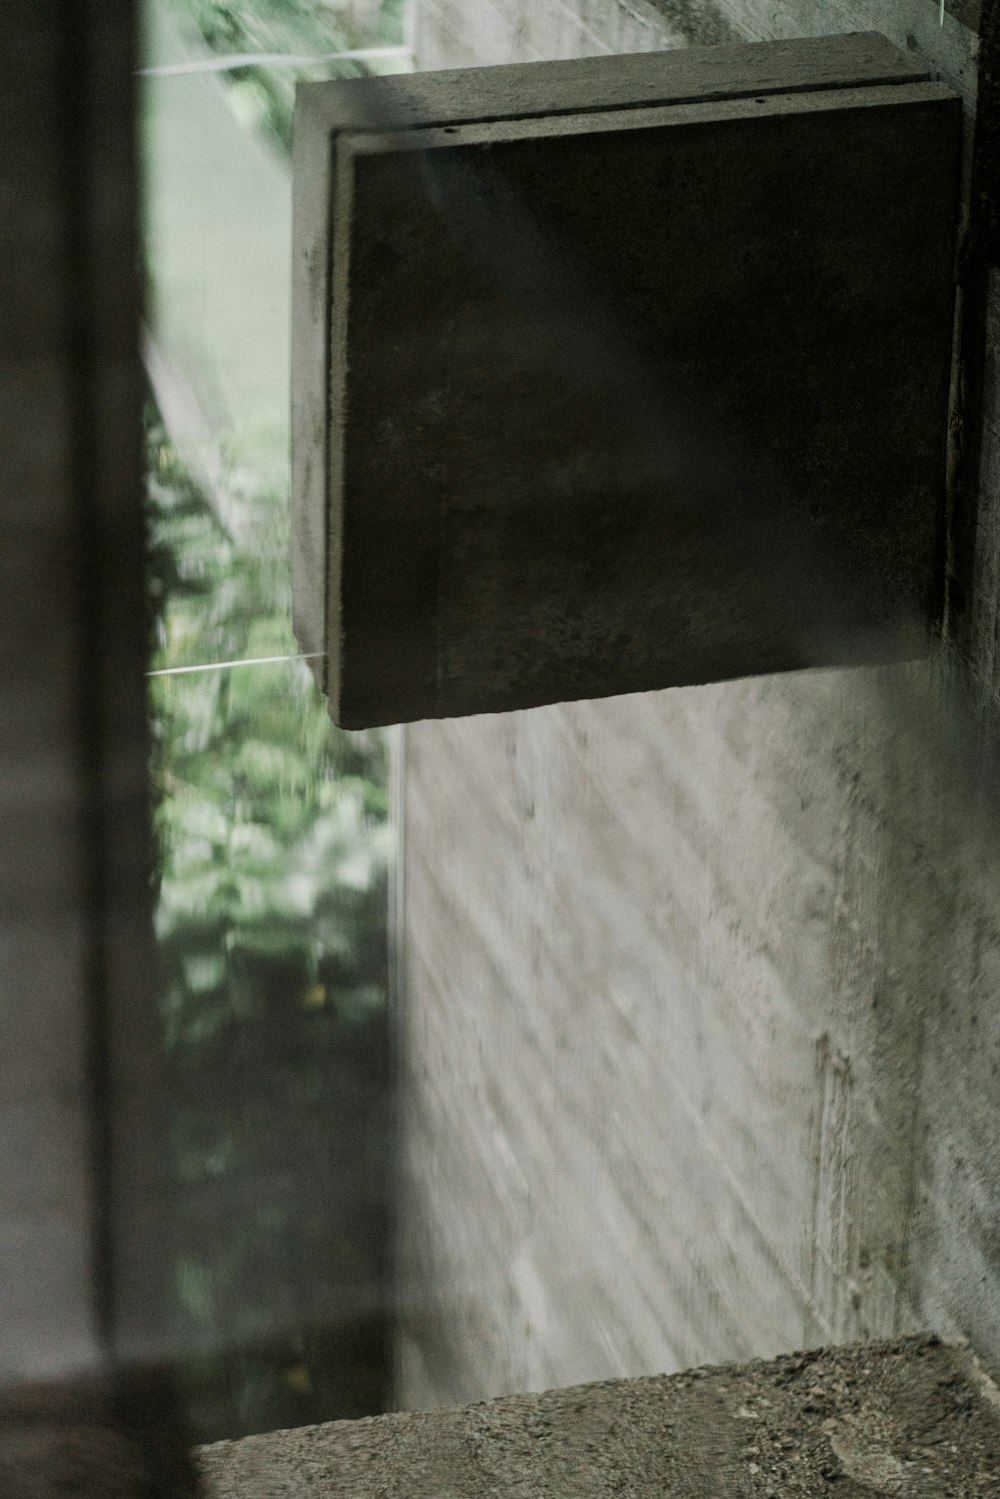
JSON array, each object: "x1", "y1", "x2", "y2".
[
  {"x1": 199, "y1": 1336, "x2": 1000, "y2": 1496},
  {"x1": 411, "y1": 0, "x2": 697, "y2": 71},
  {"x1": 393, "y1": 0, "x2": 1000, "y2": 1423},
  {"x1": 294, "y1": 35, "x2": 961, "y2": 726},
  {"x1": 291, "y1": 29, "x2": 941, "y2": 702},
  {"x1": 339, "y1": 80, "x2": 958, "y2": 725}
]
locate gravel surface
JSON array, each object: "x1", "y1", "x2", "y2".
[{"x1": 199, "y1": 1333, "x2": 1000, "y2": 1497}]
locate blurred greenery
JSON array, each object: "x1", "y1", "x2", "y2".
[
  {"x1": 145, "y1": 0, "x2": 404, "y2": 1440},
  {"x1": 147, "y1": 410, "x2": 393, "y2": 1441},
  {"x1": 163, "y1": 0, "x2": 409, "y2": 150}
]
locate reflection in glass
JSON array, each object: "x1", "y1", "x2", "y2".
[{"x1": 142, "y1": 0, "x2": 405, "y2": 1440}]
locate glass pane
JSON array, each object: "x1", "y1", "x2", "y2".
[
  {"x1": 149, "y1": 646, "x2": 392, "y2": 1440},
  {"x1": 141, "y1": 0, "x2": 406, "y2": 1441}
]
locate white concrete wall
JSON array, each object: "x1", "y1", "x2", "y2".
[
  {"x1": 410, "y1": 0, "x2": 704, "y2": 69},
  {"x1": 395, "y1": 0, "x2": 1000, "y2": 1410}
]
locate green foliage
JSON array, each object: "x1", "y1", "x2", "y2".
[
  {"x1": 163, "y1": 0, "x2": 408, "y2": 150},
  {"x1": 146, "y1": 408, "x2": 392, "y2": 1441},
  {"x1": 145, "y1": 0, "x2": 403, "y2": 1436}
]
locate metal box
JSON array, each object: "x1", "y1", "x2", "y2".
[{"x1": 291, "y1": 33, "x2": 961, "y2": 727}]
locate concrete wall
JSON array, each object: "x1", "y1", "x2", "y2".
[
  {"x1": 394, "y1": 0, "x2": 1000, "y2": 1408},
  {"x1": 0, "y1": 0, "x2": 164, "y2": 1380}
]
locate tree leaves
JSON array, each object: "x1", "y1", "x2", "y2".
[{"x1": 146, "y1": 406, "x2": 391, "y2": 1439}]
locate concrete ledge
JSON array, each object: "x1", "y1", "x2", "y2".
[{"x1": 198, "y1": 1334, "x2": 1000, "y2": 1496}]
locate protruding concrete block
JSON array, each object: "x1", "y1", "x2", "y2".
[
  {"x1": 292, "y1": 35, "x2": 962, "y2": 727},
  {"x1": 199, "y1": 1334, "x2": 1000, "y2": 1496}
]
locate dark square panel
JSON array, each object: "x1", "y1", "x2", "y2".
[{"x1": 292, "y1": 38, "x2": 961, "y2": 726}]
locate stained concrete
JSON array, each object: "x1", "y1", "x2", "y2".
[
  {"x1": 291, "y1": 29, "x2": 940, "y2": 682},
  {"x1": 198, "y1": 1336, "x2": 1000, "y2": 1496},
  {"x1": 410, "y1": 0, "x2": 737, "y2": 69},
  {"x1": 393, "y1": 0, "x2": 1000, "y2": 1422}
]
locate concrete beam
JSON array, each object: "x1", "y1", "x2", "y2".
[{"x1": 198, "y1": 1334, "x2": 1000, "y2": 1496}]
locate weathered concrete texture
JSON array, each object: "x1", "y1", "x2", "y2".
[
  {"x1": 393, "y1": 0, "x2": 1000, "y2": 1420},
  {"x1": 291, "y1": 30, "x2": 943, "y2": 695},
  {"x1": 296, "y1": 36, "x2": 961, "y2": 726},
  {"x1": 396, "y1": 655, "x2": 1000, "y2": 1396},
  {"x1": 413, "y1": 0, "x2": 980, "y2": 102},
  {"x1": 411, "y1": 0, "x2": 700, "y2": 71},
  {"x1": 199, "y1": 1335, "x2": 1000, "y2": 1496}
]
